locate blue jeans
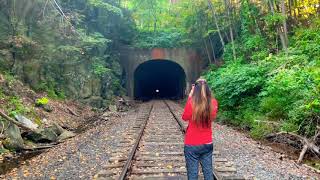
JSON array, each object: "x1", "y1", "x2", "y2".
[{"x1": 184, "y1": 144, "x2": 214, "y2": 180}]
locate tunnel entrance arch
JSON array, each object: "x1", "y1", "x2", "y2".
[{"x1": 134, "y1": 59, "x2": 186, "y2": 100}]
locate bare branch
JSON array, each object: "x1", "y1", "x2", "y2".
[{"x1": 0, "y1": 110, "x2": 37, "y2": 132}]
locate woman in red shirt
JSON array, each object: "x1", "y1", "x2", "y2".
[{"x1": 182, "y1": 79, "x2": 218, "y2": 180}]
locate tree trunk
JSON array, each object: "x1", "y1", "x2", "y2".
[
  {"x1": 224, "y1": 31, "x2": 230, "y2": 42},
  {"x1": 153, "y1": 15, "x2": 157, "y2": 32},
  {"x1": 288, "y1": 0, "x2": 292, "y2": 16},
  {"x1": 298, "y1": 144, "x2": 308, "y2": 164},
  {"x1": 292, "y1": 0, "x2": 298, "y2": 20},
  {"x1": 280, "y1": 0, "x2": 289, "y2": 47},
  {"x1": 203, "y1": 38, "x2": 213, "y2": 64},
  {"x1": 269, "y1": 0, "x2": 287, "y2": 52},
  {"x1": 318, "y1": 0, "x2": 320, "y2": 16},
  {"x1": 225, "y1": 0, "x2": 236, "y2": 61},
  {"x1": 207, "y1": 0, "x2": 225, "y2": 48},
  {"x1": 208, "y1": 35, "x2": 217, "y2": 63},
  {"x1": 268, "y1": 131, "x2": 320, "y2": 164}
]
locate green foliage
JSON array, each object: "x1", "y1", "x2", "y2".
[
  {"x1": 133, "y1": 30, "x2": 187, "y2": 48},
  {"x1": 80, "y1": 31, "x2": 111, "y2": 52},
  {"x1": 34, "y1": 81, "x2": 65, "y2": 100},
  {"x1": 128, "y1": 0, "x2": 214, "y2": 48},
  {"x1": 250, "y1": 122, "x2": 275, "y2": 139},
  {"x1": 3, "y1": 73, "x2": 16, "y2": 86},
  {"x1": 264, "y1": 13, "x2": 286, "y2": 27},
  {"x1": 7, "y1": 96, "x2": 30, "y2": 116},
  {"x1": 0, "y1": 147, "x2": 9, "y2": 155},
  {"x1": 0, "y1": 0, "x2": 133, "y2": 104},
  {"x1": 88, "y1": 0, "x2": 122, "y2": 16},
  {"x1": 110, "y1": 78, "x2": 125, "y2": 96},
  {"x1": 293, "y1": 26, "x2": 320, "y2": 61},
  {"x1": 205, "y1": 17, "x2": 320, "y2": 138},
  {"x1": 243, "y1": 35, "x2": 266, "y2": 53},
  {"x1": 260, "y1": 68, "x2": 309, "y2": 118},
  {"x1": 92, "y1": 62, "x2": 112, "y2": 77},
  {"x1": 35, "y1": 97, "x2": 49, "y2": 106},
  {"x1": 206, "y1": 62, "x2": 266, "y2": 108}
]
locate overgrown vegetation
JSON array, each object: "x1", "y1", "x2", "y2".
[
  {"x1": 0, "y1": 76, "x2": 33, "y2": 117},
  {"x1": 204, "y1": 1, "x2": 320, "y2": 139},
  {"x1": 126, "y1": 0, "x2": 218, "y2": 49},
  {"x1": 0, "y1": 0, "x2": 134, "y2": 105}
]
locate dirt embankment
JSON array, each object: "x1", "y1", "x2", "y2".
[{"x1": 0, "y1": 73, "x2": 96, "y2": 174}]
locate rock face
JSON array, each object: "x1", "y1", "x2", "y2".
[
  {"x1": 0, "y1": 55, "x2": 123, "y2": 108},
  {"x1": 25, "y1": 123, "x2": 76, "y2": 143},
  {"x1": 42, "y1": 104, "x2": 53, "y2": 112},
  {"x1": 3, "y1": 124, "x2": 24, "y2": 150},
  {"x1": 14, "y1": 114, "x2": 39, "y2": 130},
  {"x1": 26, "y1": 128, "x2": 57, "y2": 142},
  {"x1": 57, "y1": 131, "x2": 76, "y2": 142}
]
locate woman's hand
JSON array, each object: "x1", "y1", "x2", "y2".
[{"x1": 188, "y1": 84, "x2": 195, "y2": 97}]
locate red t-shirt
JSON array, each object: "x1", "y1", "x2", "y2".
[{"x1": 182, "y1": 97, "x2": 218, "y2": 145}]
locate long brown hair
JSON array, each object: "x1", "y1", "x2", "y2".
[{"x1": 191, "y1": 79, "x2": 212, "y2": 128}]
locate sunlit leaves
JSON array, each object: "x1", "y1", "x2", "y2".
[
  {"x1": 133, "y1": 30, "x2": 186, "y2": 48},
  {"x1": 88, "y1": 0, "x2": 122, "y2": 16},
  {"x1": 205, "y1": 62, "x2": 266, "y2": 107}
]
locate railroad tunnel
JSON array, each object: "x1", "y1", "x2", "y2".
[{"x1": 134, "y1": 60, "x2": 186, "y2": 100}]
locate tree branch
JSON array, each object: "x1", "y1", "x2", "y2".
[{"x1": 0, "y1": 110, "x2": 37, "y2": 132}]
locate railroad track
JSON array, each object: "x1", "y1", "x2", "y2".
[{"x1": 94, "y1": 100, "x2": 242, "y2": 180}]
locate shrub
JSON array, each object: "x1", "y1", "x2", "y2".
[
  {"x1": 7, "y1": 96, "x2": 30, "y2": 116},
  {"x1": 34, "y1": 81, "x2": 65, "y2": 100},
  {"x1": 250, "y1": 121, "x2": 275, "y2": 139},
  {"x1": 206, "y1": 62, "x2": 266, "y2": 109},
  {"x1": 204, "y1": 18, "x2": 320, "y2": 138},
  {"x1": 35, "y1": 97, "x2": 49, "y2": 106}
]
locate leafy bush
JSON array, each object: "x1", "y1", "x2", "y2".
[
  {"x1": 35, "y1": 97, "x2": 49, "y2": 106},
  {"x1": 34, "y1": 81, "x2": 65, "y2": 100},
  {"x1": 260, "y1": 68, "x2": 308, "y2": 119},
  {"x1": 7, "y1": 96, "x2": 30, "y2": 116},
  {"x1": 92, "y1": 59, "x2": 112, "y2": 77},
  {"x1": 250, "y1": 121, "x2": 275, "y2": 139},
  {"x1": 206, "y1": 62, "x2": 266, "y2": 108},
  {"x1": 205, "y1": 18, "x2": 320, "y2": 138}
]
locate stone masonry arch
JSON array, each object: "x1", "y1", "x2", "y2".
[{"x1": 119, "y1": 47, "x2": 206, "y2": 98}]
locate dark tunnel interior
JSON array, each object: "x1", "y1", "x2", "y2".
[{"x1": 134, "y1": 60, "x2": 186, "y2": 100}]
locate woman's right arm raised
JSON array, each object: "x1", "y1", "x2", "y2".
[
  {"x1": 182, "y1": 85, "x2": 194, "y2": 121},
  {"x1": 211, "y1": 98, "x2": 218, "y2": 121},
  {"x1": 182, "y1": 97, "x2": 192, "y2": 121}
]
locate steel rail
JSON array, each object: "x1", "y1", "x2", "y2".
[
  {"x1": 163, "y1": 100, "x2": 186, "y2": 133},
  {"x1": 118, "y1": 103, "x2": 153, "y2": 180}
]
